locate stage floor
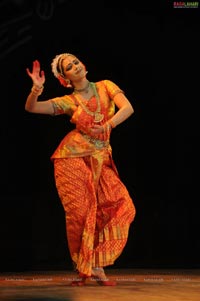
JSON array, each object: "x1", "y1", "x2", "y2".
[{"x1": 0, "y1": 269, "x2": 199, "y2": 301}]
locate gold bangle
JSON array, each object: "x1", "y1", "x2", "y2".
[
  {"x1": 103, "y1": 122, "x2": 110, "y2": 132},
  {"x1": 108, "y1": 119, "x2": 115, "y2": 128},
  {"x1": 33, "y1": 84, "x2": 44, "y2": 90},
  {"x1": 31, "y1": 85, "x2": 44, "y2": 96},
  {"x1": 31, "y1": 88, "x2": 43, "y2": 96}
]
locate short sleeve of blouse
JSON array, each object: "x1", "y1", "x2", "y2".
[
  {"x1": 51, "y1": 95, "x2": 77, "y2": 116},
  {"x1": 103, "y1": 80, "x2": 124, "y2": 99}
]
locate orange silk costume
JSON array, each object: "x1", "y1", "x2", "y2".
[{"x1": 50, "y1": 80, "x2": 136, "y2": 276}]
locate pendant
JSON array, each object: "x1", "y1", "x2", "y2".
[{"x1": 94, "y1": 113, "x2": 104, "y2": 123}]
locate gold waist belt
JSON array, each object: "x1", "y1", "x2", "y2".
[{"x1": 81, "y1": 132, "x2": 109, "y2": 149}]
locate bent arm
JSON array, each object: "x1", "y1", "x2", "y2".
[
  {"x1": 25, "y1": 60, "x2": 54, "y2": 115},
  {"x1": 109, "y1": 92, "x2": 134, "y2": 128}
]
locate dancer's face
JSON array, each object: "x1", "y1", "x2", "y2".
[{"x1": 61, "y1": 55, "x2": 86, "y2": 81}]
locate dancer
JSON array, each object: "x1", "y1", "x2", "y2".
[{"x1": 25, "y1": 53, "x2": 136, "y2": 286}]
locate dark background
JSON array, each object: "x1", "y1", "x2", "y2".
[{"x1": 0, "y1": 0, "x2": 200, "y2": 272}]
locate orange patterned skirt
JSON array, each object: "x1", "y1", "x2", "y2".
[{"x1": 53, "y1": 150, "x2": 136, "y2": 276}]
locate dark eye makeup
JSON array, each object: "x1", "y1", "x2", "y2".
[{"x1": 65, "y1": 59, "x2": 80, "y2": 71}]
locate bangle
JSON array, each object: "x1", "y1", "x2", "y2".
[
  {"x1": 102, "y1": 122, "x2": 112, "y2": 133},
  {"x1": 33, "y1": 83, "x2": 44, "y2": 90},
  {"x1": 31, "y1": 84, "x2": 44, "y2": 96},
  {"x1": 108, "y1": 119, "x2": 116, "y2": 128}
]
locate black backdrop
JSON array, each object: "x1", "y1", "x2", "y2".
[{"x1": 0, "y1": 0, "x2": 200, "y2": 272}]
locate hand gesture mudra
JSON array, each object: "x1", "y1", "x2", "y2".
[{"x1": 26, "y1": 60, "x2": 45, "y2": 87}]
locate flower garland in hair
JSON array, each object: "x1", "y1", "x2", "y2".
[{"x1": 51, "y1": 53, "x2": 73, "y2": 88}]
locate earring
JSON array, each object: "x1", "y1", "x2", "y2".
[
  {"x1": 58, "y1": 75, "x2": 72, "y2": 88},
  {"x1": 65, "y1": 78, "x2": 70, "y2": 85}
]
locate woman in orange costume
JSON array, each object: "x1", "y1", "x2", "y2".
[{"x1": 25, "y1": 53, "x2": 136, "y2": 286}]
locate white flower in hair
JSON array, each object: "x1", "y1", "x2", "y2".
[{"x1": 51, "y1": 53, "x2": 73, "y2": 78}]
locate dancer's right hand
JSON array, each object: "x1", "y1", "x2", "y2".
[{"x1": 26, "y1": 60, "x2": 45, "y2": 87}]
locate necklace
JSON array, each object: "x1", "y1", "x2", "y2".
[
  {"x1": 74, "y1": 82, "x2": 104, "y2": 123},
  {"x1": 74, "y1": 81, "x2": 90, "y2": 93}
]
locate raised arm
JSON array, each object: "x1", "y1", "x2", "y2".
[{"x1": 25, "y1": 60, "x2": 54, "y2": 115}]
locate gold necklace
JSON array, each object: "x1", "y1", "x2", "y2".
[
  {"x1": 74, "y1": 81, "x2": 90, "y2": 93},
  {"x1": 74, "y1": 82, "x2": 104, "y2": 123}
]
